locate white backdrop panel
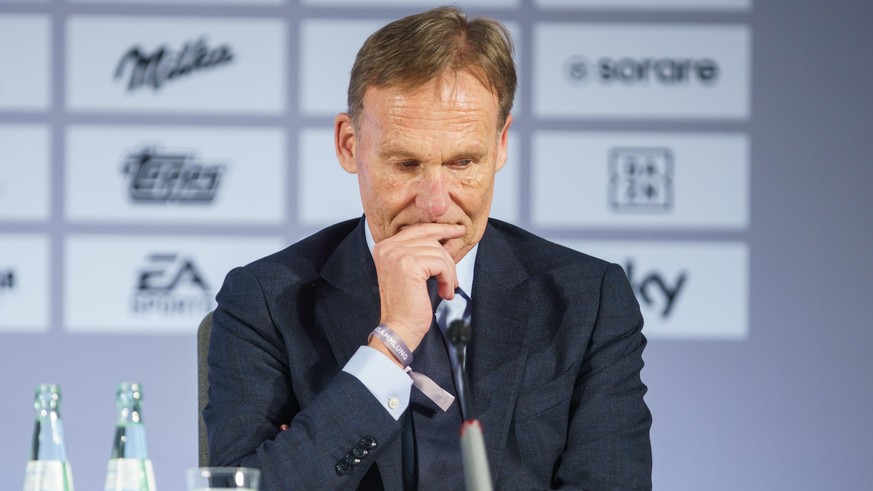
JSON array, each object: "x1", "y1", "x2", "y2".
[
  {"x1": 561, "y1": 239, "x2": 749, "y2": 339},
  {"x1": 66, "y1": 16, "x2": 286, "y2": 114},
  {"x1": 0, "y1": 15, "x2": 50, "y2": 111},
  {"x1": 300, "y1": 18, "x2": 522, "y2": 117},
  {"x1": 64, "y1": 235, "x2": 284, "y2": 334},
  {"x1": 532, "y1": 131, "x2": 749, "y2": 229},
  {"x1": 297, "y1": 127, "x2": 362, "y2": 225},
  {"x1": 534, "y1": 23, "x2": 751, "y2": 120},
  {"x1": 65, "y1": 125, "x2": 286, "y2": 224},
  {"x1": 0, "y1": 234, "x2": 49, "y2": 332},
  {"x1": 299, "y1": 19, "x2": 385, "y2": 117},
  {"x1": 0, "y1": 124, "x2": 50, "y2": 221}
]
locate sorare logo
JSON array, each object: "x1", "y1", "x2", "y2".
[
  {"x1": 114, "y1": 36, "x2": 234, "y2": 92},
  {"x1": 564, "y1": 55, "x2": 719, "y2": 86},
  {"x1": 609, "y1": 147, "x2": 674, "y2": 211},
  {"x1": 131, "y1": 253, "x2": 212, "y2": 315},
  {"x1": 122, "y1": 146, "x2": 225, "y2": 203}
]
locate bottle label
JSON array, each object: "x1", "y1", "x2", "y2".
[
  {"x1": 104, "y1": 459, "x2": 156, "y2": 491},
  {"x1": 24, "y1": 460, "x2": 74, "y2": 491}
]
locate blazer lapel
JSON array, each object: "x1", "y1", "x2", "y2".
[
  {"x1": 468, "y1": 223, "x2": 530, "y2": 483},
  {"x1": 315, "y1": 218, "x2": 381, "y2": 367}
]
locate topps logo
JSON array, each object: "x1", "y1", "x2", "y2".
[
  {"x1": 114, "y1": 36, "x2": 234, "y2": 92},
  {"x1": 123, "y1": 146, "x2": 225, "y2": 203},
  {"x1": 565, "y1": 56, "x2": 719, "y2": 85},
  {"x1": 132, "y1": 253, "x2": 212, "y2": 315}
]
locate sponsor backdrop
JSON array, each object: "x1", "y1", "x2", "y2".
[{"x1": 0, "y1": 0, "x2": 871, "y2": 489}]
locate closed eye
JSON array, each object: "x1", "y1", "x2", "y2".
[{"x1": 450, "y1": 159, "x2": 474, "y2": 168}]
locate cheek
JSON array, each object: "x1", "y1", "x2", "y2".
[
  {"x1": 455, "y1": 174, "x2": 495, "y2": 216},
  {"x1": 364, "y1": 173, "x2": 413, "y2": 217}
]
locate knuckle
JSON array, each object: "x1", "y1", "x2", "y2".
[{"x1": 396, "y1": 253, "x2": 418, "y2": 270}]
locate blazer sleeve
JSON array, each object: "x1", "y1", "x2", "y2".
[
  {"x1": 555, "y1": 262, "x2": 653, "y2": 490},
  {"x1": 203, "y1": 265, "x2": 403, "y2": 491}
]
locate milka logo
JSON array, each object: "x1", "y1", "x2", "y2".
[{"x1": 114, "y1": 37, "x2": 234, "y2": 91}]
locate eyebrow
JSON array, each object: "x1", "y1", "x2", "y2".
[{"x1": 379, "y1": 143, "x2": 488, "y2": 163}]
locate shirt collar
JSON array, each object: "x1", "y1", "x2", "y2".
[{"x1": 363, "y1": 217, "x2": 477, "y2": 299}]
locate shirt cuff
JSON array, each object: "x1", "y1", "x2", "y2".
[{"x1": 342, "y1": 346, "x2": 412, "y2": 420}]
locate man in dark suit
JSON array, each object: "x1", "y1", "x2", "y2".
[{"x1": 205, "y1": 6, "x2": 651, "y2": 490}]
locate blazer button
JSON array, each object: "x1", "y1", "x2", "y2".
[
  {"x1": 359, "y1": 436, "x2": 377, "y2": 449},
  {"x1": 335, "y1": 461, "x2": 352, "y2": 475},
  {"x1": 344, "y1": 453, "x2": 361, "y2": 466},
  {"x1": 352, "y1": 445, "x2": 368, "y2": 459}
]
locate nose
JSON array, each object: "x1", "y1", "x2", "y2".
[{"x1": 415, "y1": 167, "x2": 450, "y2": 219}]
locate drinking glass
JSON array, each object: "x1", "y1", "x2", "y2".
[{"x1": 186, "y1": 467, "x2": 260, "y2": 491}]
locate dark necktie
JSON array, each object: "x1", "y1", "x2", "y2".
[{"x1": 401, "y1": 281, "x2": 464, "y2": 491}]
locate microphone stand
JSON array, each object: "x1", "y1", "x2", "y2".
[{"x1": 447, "y1": 320, "x2": 493, "y2": 491}]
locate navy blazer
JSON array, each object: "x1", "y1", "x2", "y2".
[{"x1": 205, "y1": 217, "x2": 652, "y2": 490}]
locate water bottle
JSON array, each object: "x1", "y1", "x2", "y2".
[
  {"x1": 23, "y1": 383, "x2": 74, "y2": 491},
  {"x1": 105, "y1": 382, "x2": 156, "y2": 491}
]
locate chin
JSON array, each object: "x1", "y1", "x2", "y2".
[{"x1": 445, "y1": 240, "x2": 473, "y2": 262}]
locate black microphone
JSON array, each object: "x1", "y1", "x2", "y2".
[
  {"x1": 447, "y1": 319, "x2": 493, "y2": 491},
  {"x1": 447, "y1": 319, "x2": 473, "y2": 421}
]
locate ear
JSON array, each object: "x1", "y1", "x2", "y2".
[
  {"x1": 334, "y1": 113, "x2": 358, "y2": 174},
  {"x1": 494, "y1": 114, "x2": 512, "y2": 173}
]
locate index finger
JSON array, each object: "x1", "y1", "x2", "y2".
[{"x1": 392, "y1": 222, "x2": 466, "y2": 241}]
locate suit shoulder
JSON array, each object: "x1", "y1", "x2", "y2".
[
  {"x1": 486, "y1": 219, "x2": 638, "y2": 315},
  {"x1": 488, "y1": 219, "x2": 611, "y2": 274},
  {"x1": 241, "y1": 218, "x2": 360, "y2": 282}
]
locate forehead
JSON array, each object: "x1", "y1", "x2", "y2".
[{"x1": 359, "y1": 71, "x2": 501, "y2": 139}]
